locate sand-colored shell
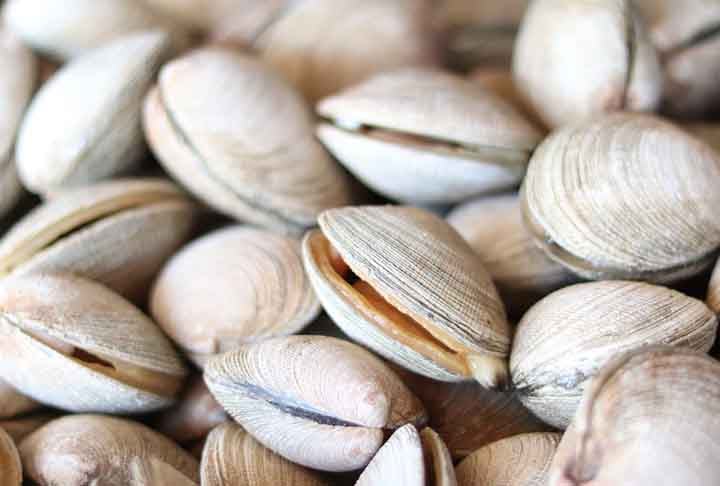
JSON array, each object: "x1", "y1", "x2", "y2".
[
  {"x1": 456, "y1": 432, "x2": 560, "y2": 486},
  {"x1": 317, "y1": 69, "x2": 542, "y2": 205},
  {"x1": 201, "y1": 422, "x2": 331, "y2": 486},
  {"x1": 0, "y1": 427, "x2": 21, "y2": 486},
  {"x1": 19, "y1": 415, "x2": 199, "y2": 485},
  {"x1": 204, "y1": 335, "x2": 427, "y2": 472},
  {"x1": 448, "y1": 194, "x2": 576, "y2": 317},
  {"x1": 522, "y1": 113, "x2": 720, "y2": 282},
  {"x1": 0, "y1": 273, "x2": 188, "y2": 413},
  {"x1": 513, "y1": 0, "x2": 662, "y2": 128},
  {"x1": 0, "y1": 380, "x2": 37, "y2": 420},
  {"x1": 548, "y1": 347, "x2": 720, "y2": 485},
  {"x1": 150, "y1": 225, "x2": 320, "y2": 367},
  {"x1": 15, "y1": 32, "x2": 173, "y2": 195},
  {"x1": 143, "y1": 47, "x2": 350, "y2": 235},
  {"x1": 303, "y1": 206, "x2": 511, "y2": 388},
  {"x1": 0, "y1": 414, "x2": 55, "y2": 443},
  {"x1": 511, "y1": 280, "x2": 717, "y2": 428}
]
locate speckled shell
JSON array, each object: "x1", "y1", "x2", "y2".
[
  {"x1": 143, "y1": 47, "x2": 350, "y2": 235},
  {"x1": 0, "y1": 273, "x2": 188, "y2": 413},
  {"x1": 522, "y1": 113, "x2": 720, "y2": 282},
  {"x1": 513, "y1": 0, "x2": 662, "y2": 128},
  {"x1": 455, "y1": 433, "x2": 560, "y2": 486},
  {"x1": 204, "y1": 335, "x2": 427, "y2": 472},
  {"x1": 0, "y1": 380, "x2": 37, "y2": 420},
  {"x1": 511, "y1": 280, "x2": 717, "y2": 428},
  {"x1": 19, "y1": 415, "x2": 199, "y2": 485},
  {"x1": 0, "y1": 427, "x2": 21, "y2": 486}
]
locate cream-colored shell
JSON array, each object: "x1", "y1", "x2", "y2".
[
  {"x1": 0, "y1": 427, "x2": 21, "y2": 486},
  {"x1": 522, "y1": 113, "x2": 720, "y2": 282},
  {"x1": 150, "y1": 225, "x2": 320, "y2": 367},
  {"x1": 204, "y1": 335, "x2": 427, "y2": 472},
  {"x1": 19, "y1": 415, "x2": 199, "y2": 485},
  {"x1": 0, "y1": 380, "x2": 37, "y2": 420},
  {"x1": 511, "y1": 280, "x2": 717, "y2": 428}
]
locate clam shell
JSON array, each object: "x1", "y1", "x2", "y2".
[
  {"x1": 0, "y1": 379, "x2": 37, "y2": 419},
  {"x1": 150, "y1": 225, "x2": 320, "y2": 367},
  {"x1": 204, "y1": 335, "x2": 427, "y2": 472},
  {"x1": 511, "y1": 280, "x2": 717, "y2": 428},
  {"x1": 522, "y1": 113, "x2": 720, "y2": 282},
  {"x1": 0, "y1": 427, "x2": 21, "y2": 486},
  {"x1": 0, "y1": 273, "x2": 188, "y2": 413}
]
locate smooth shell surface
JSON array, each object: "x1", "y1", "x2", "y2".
[
  {"x1": 0, "y1": 380, "x2": 37, "y2": 420},
  {"x1": 0, "y1": 427, "x2": 21, "y2": 486}
]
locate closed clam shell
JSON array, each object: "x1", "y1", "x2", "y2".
[
  {"x1": 522, "y1": 113, "x2": 720, "y2": 282},
  {"x1": 303, "y1": 205, "x2": 511, "y2": 388},
  {"x1": 455, "y1": 432, "x2": 560, "y2": 486},
  {"x1": 204, "y1": 335, "x2": 427, "y2": 472},
  {"x1": 143, "y1": 47, "x2": 351, "y2": 235},
  {"x1": 19, "y1": 415, "x2": 199, "y2": 485},
  {"x1": 0, "y1": 379, "x2": 37, "y2": 419},
  {"x1": 511, "y1": 280, "x2": 717, "y2": 428},
  {"x1": 0, "y1": 273, "x2": 188, "y2": 413},
  {"x1": 0, "y1": 427, "x2": 21, "y2": 486},
  {"x1": 150, "y1": 225, "x2": 320, "y2": 367},
  {"x1": 317, "y1": 69, "x2": 542, "y2": 205},
  {"x1": 16, "y1": 31, "x2": 173, "y2": 195},
  {"x1": 513, "y1": 0, "x2": 662, "y2": 128}
]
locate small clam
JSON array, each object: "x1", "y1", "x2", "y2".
[
  {"x1": 0, "y1": 273, "x2": 188, "y2": 413},
  {"x1": 511, "y1": 280, "x2": 717, "y2": 428},
  {"x1": 143, "y1": 47, "x2": 351, "y2": 235},
  {"x1": 0, "y1": 427, "x2": 21, "y2": 486},
  {"x1": 522, "y1": 113, "x2": 720, "y2": 282},
  {"x1": 317, "y1": 69, "x2": 542, "y2": 205},
  {"x1": 303, "y1": 205, "x2": 511, "y2": 388},
  {"x1": 150, "y1": 225, "x2": 320, "y2": 367},
  {"x1": 204, "y1": 335, "x2": 427, "y2": 472},
  {"x1": 0, "y1": 379, "x2": 37, "y2": 420}
]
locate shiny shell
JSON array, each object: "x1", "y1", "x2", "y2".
[
  {"x1": 150, "y1": 225, "x2": 320, "y2": 367},
  {"x1": 511, "y1": 280, "x2": 717, "y2": 428},
  {"x1": 303, "y1": 205, "x2": 511, "y2": 388},
  {"x1": 0, "y1": 380, "x2": 37, "y2": 420},
  {"x1": 317, "y1": 69, "x2": 542, "y2": 205},
  {"x1": 522, "y1": 113, "x2": 720, "y2": 282},
  {"x1": 0, "y1": 427, "x2": 21, "y2": 486},
  {"x1": 204, "y1": 335, "x2": 427, "y2": 472}
]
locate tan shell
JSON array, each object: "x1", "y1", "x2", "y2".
[
  {"x1": 143, "y1": 47, "x2": 350, "y2": 235},
  {"x1": 16, "y1": 31, "x2": 173, "y2": 195},
  {"x1": 355, "y1": 425, "x2": 457, "y2": 486},
  {"x1": 204, "y1": 335, "x2": 427, "y2": 472},
  {"x1": 317, "y1": 69, "x2": 542, "y2": 205},
  {"x1": 522, "y1": 113, "x2": 720, "y2": 282},
  {"x1": 511, "y1": 280, "x2": 717, "y2": 428},
  {"x1": 19, "y1": 415, "x2": 199, "y2": 485},
  {"x1": 0, "y1": 427, "x2": 21, "y2": 486},
  {"x1": 708, "y1": 258, "x2": 720, "y2": 315},
  {"x1": 513, "y1": 0, "x2": 662, "y2": 128},
  {"x1": 150, "y1": 225, "x2": 320, "y2": 367},
  {"x1": 447, "y1": 193, "x2": 576, "y2": 317},
  {"x1": 0, "y1": 414, "x2": 55, "y2": 443},
  {"x1": 455, "y1": 432, "x2": 560, "y2": 486},
  {"x1": 303, "y1": 205, "x2": 511, "y2": 388},
  {"x1": 201, "y1": 422, "x2": 331, "y2": 486},
  {"x1": 548, "y1": 347, "x2": 720, "y2": 485},
  {"x1": 0, "y1": 273, "x2": 188, "y2": 413},
  {"x1": 0, "y1": 379, "x2": 37, "y2": 420}
]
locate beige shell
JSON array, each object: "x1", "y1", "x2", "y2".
[
  {"x1": 20, "y1": 415, "x2": 199, "y2": 485},
  {"x1": 455, "y1": 432, "x2": 560, "y2": 486},
  {"x1": 0, "y1": 379, "x2": 37, "y2": 419},
  {"x1": 355, "y1": 425, "x2": 457, "y2": 486},
  {"x1": 201, "y1": 422, "x2": 331, "y2": 486},
  {"x1": 0, "y1": 414, "x2": 55, "y2": 443},
  {"x1": 511, "y1": 280, "x2": 717, "y2": 428},
  {"x1": 447, "y1": 193, "x2": 576, "y2": 317},
  {"x1": 15, "y1": 31, "x2": 173, "y2": 195},
  {"x1": 143, "y1": 47, "x2": 350, "y2": 235},
  {"x1": 548, "y1": 347, "x2": 720, "y2": 485},
  {"x1": 0, "y1": 427, "x2": 21, "y2": 486},
  {"x1": 303, "y1": 205, "x2": 511, "y2": 388},
  {"x1": 317, "y1": 69, "x2": 542, "y2": 205},
  {"x1": 0, "y1": 273, "x2": 188, "y2": 413},
  {"x1": 140, "y1": 0, "x2": 252, "y2": 30},
  {"x1": 204, "y1": 335, "x2": 427, "y2": 472},
  {"x1": 513, "y1": 0, "x2": 662, "y2": 128},
  {"x1": 522, "y1": 113, "x2": 720, "y2": 282},
  {"x1": 150, "y1": 225, "x2": 320, "y2": 367}
]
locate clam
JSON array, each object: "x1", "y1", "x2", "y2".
[
  {"x1": 522, "y1": 113, "x2": 720, "y2": 282},
  {"x1": 0, "y1": 273, "x2": 188, "y2": 413},
  {"x1": 511, "y1": 280, "x2": 717, "y2": 428},
  {"x1": 317, "y1": 69, "x2": 542, "y2": 205},
  {"x1": 303, "y1": 205, "x2": 511, "y2": 388},
  {"x1": 513, "y1": 0, "x2": 662, "y2": 128},
  {"x1": 143, "y1": 47, "x2": 351, "y2": 235},
  {"x1": 0, "y1": 427, "x2": 21, "y2": 486},
  {"x1": 204, "y1": 335, "x2": 427, "y2": 472},
  {"x1": 0, "y1": 380, "x2": 37, "y2": 419},
  {"x1": 150, "y1": 225, "x2": 320, "y2": 367}
]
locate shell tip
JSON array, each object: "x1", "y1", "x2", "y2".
[{"x1": 467, "y1": 353, "x2": 510, "y2": 390}]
